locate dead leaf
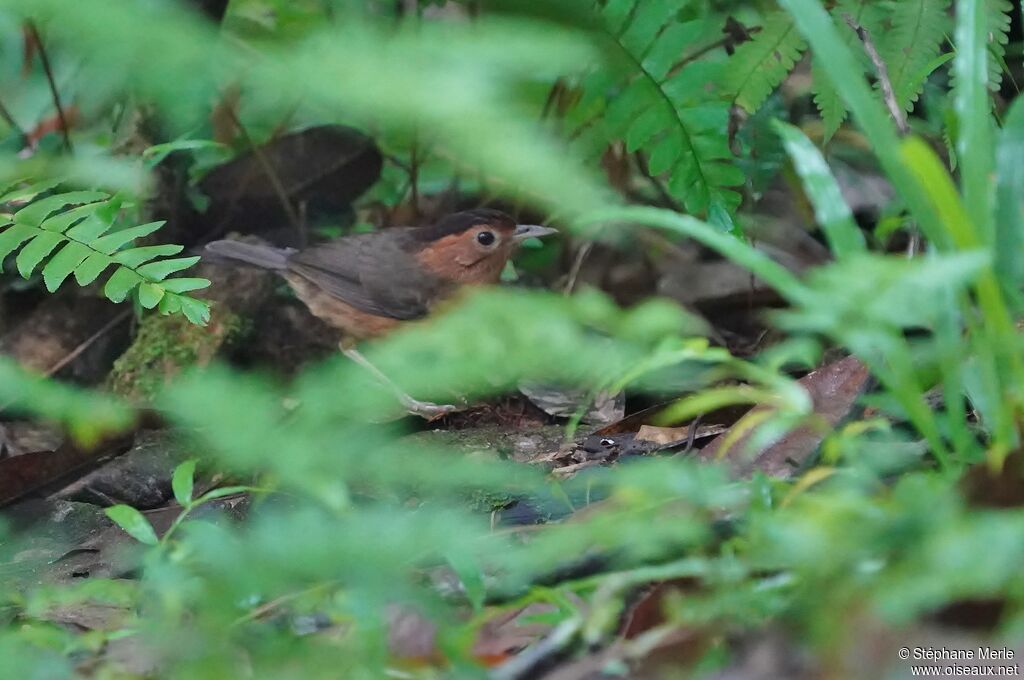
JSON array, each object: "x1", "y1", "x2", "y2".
[
  {"x1": 198, "y1": 125, "x2": 382, "y2": 242},
  {"x1": 635, "y1": 425, "x2": 691, "y2": 446},
  {"x1": 697, "y1": 355, "x2": 871, "y2": 478}
]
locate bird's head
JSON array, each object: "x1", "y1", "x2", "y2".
[{"x1": 412, "y1": 208, "x2": 557, "y2": 283}]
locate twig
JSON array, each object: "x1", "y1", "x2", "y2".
[
  {"x1": 0, "y1": 309, "x2": 131, "y2": 415},
  {"x1": 26, "y1": 22, "x2": 73, "y2": 152},
  {"x1": 220, "y1": 100, "x2": 304, "y2": 235},
  {"x1": 490, "y1": 618, "x2": 582, "y2": 680},
  {"x1": 42, "y1": 309, "x2": 132, "y2": 378},
  {"x1": 0, "y1": 97, "x2": 27, "y2": 147},
  {"x1": 408, "y1": 135, "x2": 420, "y2": 218},
  {"x1": 563, "y1": 241, "x2": 593, "y2": 296},
  {"x1": 844, "y1": 14, "x2": 909, "y2": 135}
]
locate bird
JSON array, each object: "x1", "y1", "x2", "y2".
[{"x1": 205, "y1": 208, "x2": 557, "y2": 418}]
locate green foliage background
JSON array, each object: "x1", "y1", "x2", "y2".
[{"x1": 0, "y1": 0, "x2": 1022, "y2": 677}]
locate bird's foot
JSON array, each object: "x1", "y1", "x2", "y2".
[{"x1": 399, "y1": 395, "x2": 461, "y2": 421}]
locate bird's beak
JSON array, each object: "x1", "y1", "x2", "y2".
[{"x1": 513, "y1": 224, "x2": 558, "y2": 242}]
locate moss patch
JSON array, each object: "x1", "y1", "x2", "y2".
[{"x1": 107, "y1": 304, "x2": 248, "y2": 401}]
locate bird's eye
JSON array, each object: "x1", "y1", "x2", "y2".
[
  {"x1": 476, "y1": 231, "x2": 496, "y2": 247},
  {"x1": 600, "y1": 438, "x2": 616, "y2": 447}
]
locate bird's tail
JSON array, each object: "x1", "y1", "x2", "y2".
[{"x1": 204, "y1": 240, "x2": 294, "y2": 270}]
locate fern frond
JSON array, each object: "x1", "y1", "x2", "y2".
[
  {"x1": 882, "y1": 0, "x2": 953, "y2": 114},
  {"x1": 726, "y1": 11, "x2": 807, "y2": 114},
  {"x1": 570, "y1": 3, "x2": 741, "y2": 227},
  {"x1": 811, "y1": 0, "x2": 888, "y2": 140},
  {"x1": 983, "y1": 0, "x2": 1013, "y2": 91},
  {"x1": 0, "y1": 186, "x2": 211, "y2": 325}
]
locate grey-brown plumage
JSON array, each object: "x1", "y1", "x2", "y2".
[{"x1": 205, "y1": 229, "x2": 451, "y2": 323}]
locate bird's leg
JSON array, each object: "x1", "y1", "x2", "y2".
[{"x1": 338, "y1": 343, "x2": 459, "y2": 420}]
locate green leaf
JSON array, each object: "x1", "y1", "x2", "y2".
[
  {"x1": 113, "y1": 244, "x2": 184, "y2": 268},
  {"x1": 172, "y1": 459, "x2": 197, "y2": 506},
  {"x1": 40, "y1": 201, "x2": 105, "y2": 233},
  {"x1": 142, "y1": 139, "x2": 229, "y2": 166},
  {"x1": 16, "y1": 232, "x2": 64, "y2": 277},
  {"x1": 90, "y1": 222, "x2": 165, "y2": 254},
  {"x1": 446, "y1": 550, "x2": 485, "y2": 612},
  {"x1": 74, "y1": 252, "x2": 114, "y2": 285},
  {"x1": 954, "y1": 0, "x2": 996, "y2": 246},
  {"x1": 158, "y1": 294, "x2": 182, "y2": 316},
  {"x1": 137, "y1": 282, "x2": 165, "y2": 309},
  {"x1": 42, "y1": 242, "x2": 92, "y2": 292},
  {"x1": 65, "y1": 215, "x2": 111, "y2": 243},
  {"x1": 994, "y1": 98, "x2": 1024, "y2": 288},
  {"x1": 161, "y1": 277, "x2": 211, "y2": 294},
  {"x1": 104, "y1": 266, "x2": 145, "y2": 303},
  {"x1": 0, "y1": 223, "x2": 41, "y2": 263},
  {"x1": 105, "y1": 505, "x2": 159, "y2": 545},
  {"x1": 779, "y1": 0, "x2": 949, "y2": 251},
  {"x1": 136, "y1": 256, "x2": 200, "y2": 282},
  {"x1": 571, "y1": 7, "x2": 741, "y2": 225},
  {"x1": 14, "y1": 191, "x2": 108, "y2": 226},
  {"x1": 810, "y1": 0, "x2": 887, "y2": 140},
  {"x1": 0, "y1": 179, "x2": 62, "y2": 204},
  {"x1": 882, "y1": 0, "x2": 953, "y2": 114},
  {"x1": 773, "y1": 121, "x2": 865, "y2": 258},
  {"x1": 178, "y1": 296, "x2": 211, "y2": 326},
  {"x1": 727, "y1": 11, "x2": 806, "y2": 113}
]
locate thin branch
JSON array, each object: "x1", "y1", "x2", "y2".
[
  {"x1": 844, "y1": 14, "x2": 909, "y2": 135},
  {"x1": 563, "y1": 241, "x2": 594, "y2": 296},
  {"x1": 220, "y1": 100, "x2": 304, "y2": 235},
  {"x1": 0, "y1": 97, "x2": 27, "y2": 147},
  {"x1": 26, "y1": 22, "x2": 73, "y2": 152},
  {"x1": 0, "y1": 309, "x2": 131, "y2": 416},
  {"x1": 42, "y1": 309, "x2": 132, "y2": 378}
]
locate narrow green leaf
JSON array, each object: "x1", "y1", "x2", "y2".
[
  {"x1": 161, "y1": 277, "x2": 211, "y2": 294},
  {"x1": 14, "y1": 191, "x2": 108, "y2": 226},
  {"x1": 137, "y1": 256, "x2": 200, "y2": 282},
  {"x1": 105, "y1": 505, "x2": 158, "y2": 545},
  {"x1": 779, "y1": 0, "x2": 949, "y2": 251},
  {"x1": 142, "y1": 139, "x2": 229, "y2": 166},
  {"x1": 954, "y1": 0, "x2": 996, "y2": 245},
  {"x1": 137, "y1": 282, "x2": 165, "y2": 309},
  {"x1": 774, "y1": 121, "x2": 865, "y2": 258},
  {"x1": 16, "y1": 232, "x2": 65, "y2": 277},
  {"x1": 42, "y1": 241, "x2": 92, "y2": 292},
  {"x1": 104, "y1": 266, "x2": 145, "y2": 303},
  {"x1": 40, "y1": 202, "x2": 105, "y2": 233},
  {"x1": 446, "y1": 551, "x2": 486, "y2": 612},
  {"x1": 994, "y1": 98, "x2": 1024, "y2": 287},
  {"x1": 586, "y1": 206, "x2": 808, "y2": 304},
  {"x1": 899, "y1": 138, "x2": 978, "y2": 249},
  {"x1": 171, "y1": 459, "x2": 197, "y2": 506},
  {"x1": 113, "y1": 244, "x2": 184, "y2": 268},
  {"x1": 90, "y1": 222, "x2": 165, "y2": 254},
  {"x1": 65, "y1": 215, "x2": 114, "y2": 242},
  {"x1": 75, "y1": 252, "x2": 114, "y2": 285},
  {"x1": 0, "y1": 179, "x2": 62, "y2": 204},
  {"x1": 0, "y1": 223, "x2": 41, "y2": 263}
]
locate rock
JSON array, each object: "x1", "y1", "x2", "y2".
[{"x1": 52, "y1": 431, "x2": 193, "y2": 508}]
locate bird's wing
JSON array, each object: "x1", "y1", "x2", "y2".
[{"x1": 286, "y1": 229, "x2": 448, "y2": 320}]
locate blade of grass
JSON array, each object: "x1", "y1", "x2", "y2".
[
  {"x1": 583, "y1": 206, "x2": 809, "y2": 305},
  {"x1": 954, "y1": 0, "x2": 996, "y2": 246},
  {"x1": 773, "y1": 121, "x2": 866, "y2": 259}
]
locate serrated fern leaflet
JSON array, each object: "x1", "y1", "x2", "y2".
[
  {"x1": 0, "y1": 183, "x2": 211, "y2": 325},
  {"x1": 570, "y1": 0, "x2": 742, "y2": 229}
]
